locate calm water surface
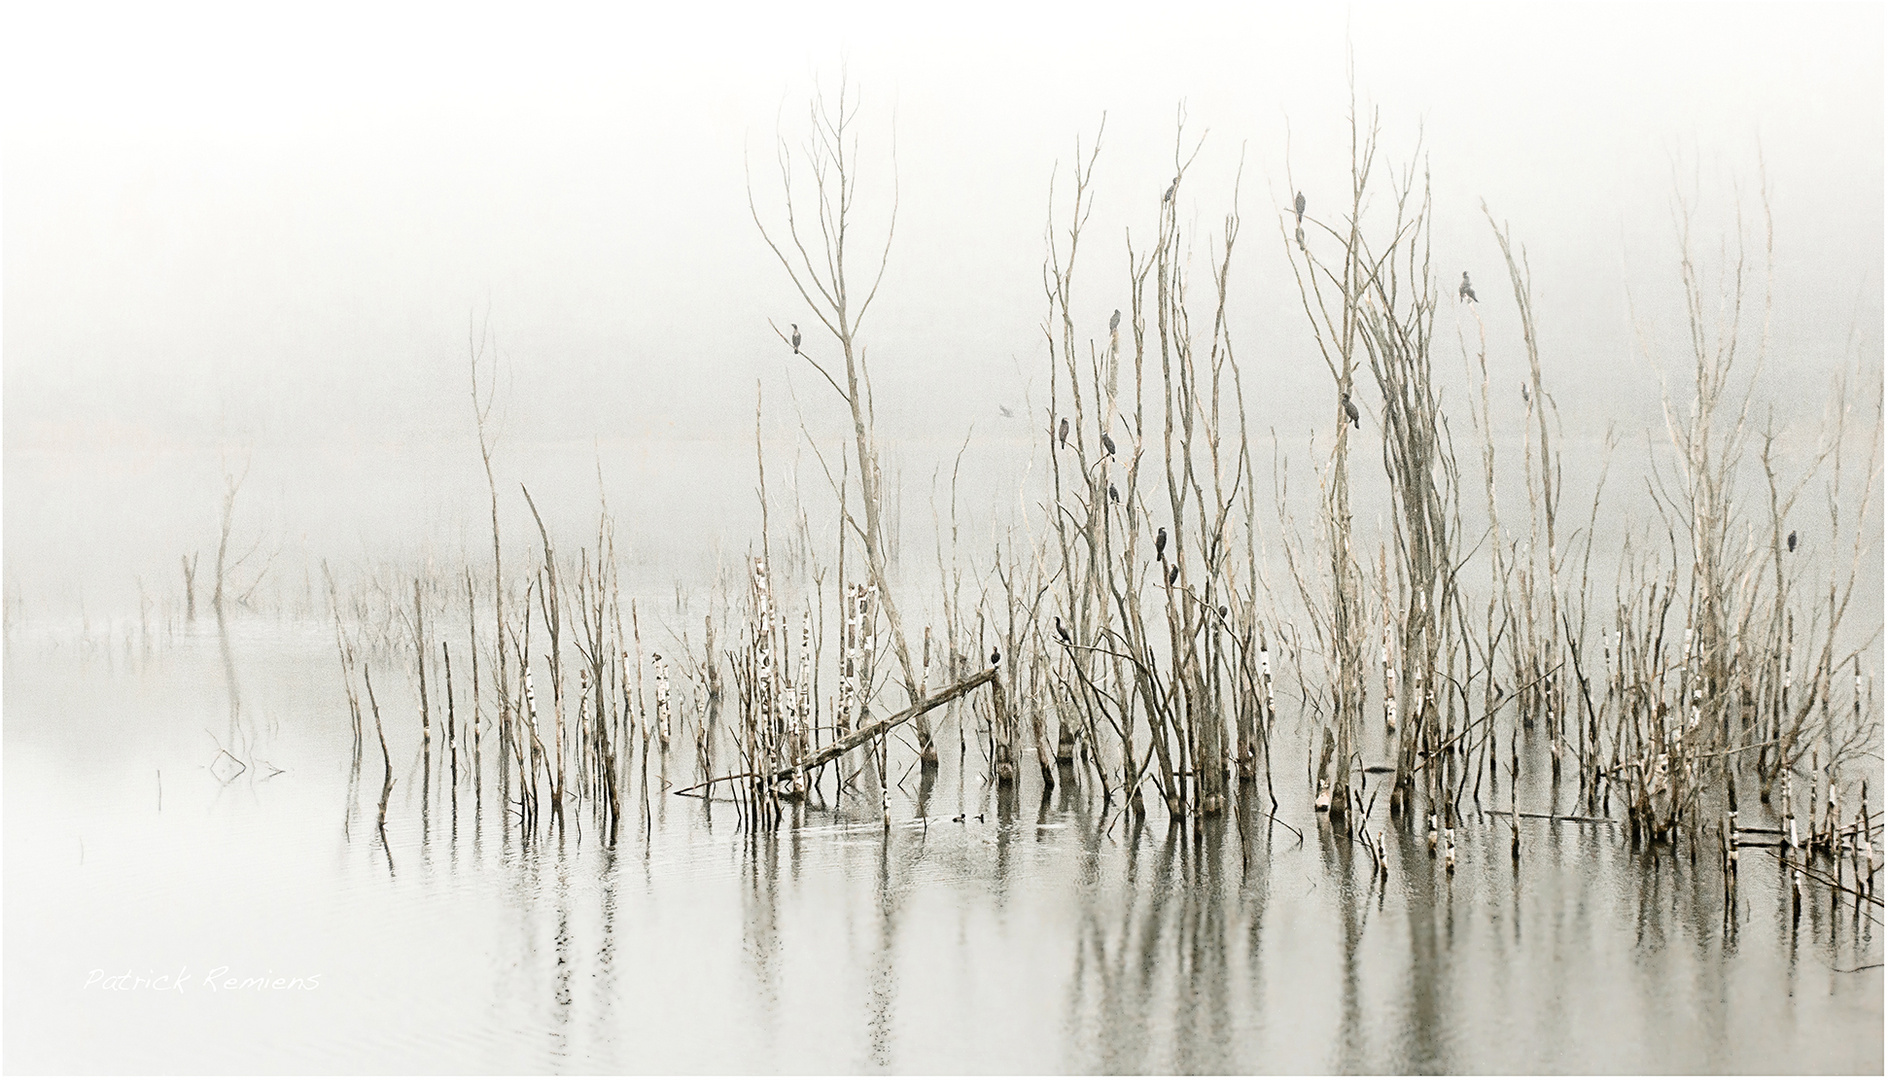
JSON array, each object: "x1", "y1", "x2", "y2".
[{"x1": 5, "y1": 617, "x2": 1881, "y2": 1073}]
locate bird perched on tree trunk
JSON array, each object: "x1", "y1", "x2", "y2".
[
  {"x1": 1058, "y1": 417, "x2": 1070, "y2": 448},
  {"x1": 1294, "y1": 190, "x2": 1306, "y2": 225},
  {"x1": 1522, "y1": 382, "x2": 1531, "y2": 405},
  {"x1": 1109, "y1": 309, "x2": 1121, "y2": 334},
  {"x1": 990, "y1": 646, "x2": 1001, "y2": 667},
  {"x1": 1155, "y1": 526, "x2": 1168, "y2": 562},
  {"x1": 1459, "y1": 272, "x2": 1477, "y2": 303},
  {"x1": 1163, "y1": 178, "x2": 1177, "y2": 203},
  {"x1": 1167, "y1": 564, "x2": 1180, "y2": 587},
  {"x1": 1055, "y1": 616, "x2": 1071, "y2": 645},
  {"x1": 1108, "y1": 483, "x2": 1119, "y2": 504},
  {"x1": 1788, "y1": 529, "x2": 1798, "y2": 552},
  {"x1": 790, "y1": 323, "x2": 801, "y2": 354},
  {"x1": 1342, "y1": 393, "x2": 1360, "y2": 429},
  {"x1": 1100, "y1": 432, "x2": 1116, "y2": 458}
]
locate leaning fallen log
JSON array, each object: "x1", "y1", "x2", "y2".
[
  {"x1": 671, "y1": 668, "x2": 997, "y2": 798},
  {"x1": 769, "y1": 668, "x2": 996, "y2": 784}
]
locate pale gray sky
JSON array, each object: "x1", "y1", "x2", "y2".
[{"x1": 3, "y1": 1, "x2": 1881, "y2": 607}]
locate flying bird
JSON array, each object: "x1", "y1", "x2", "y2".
[
  {"x1": 1109, "y1": 309, "x2": 1121, "y2": 333},
  {"x1": 1342, "y1": 393, "x2": 1361, "y2": 429},
  {"x1": 1787, "y1": 529, "x2": 1798, "y2": 552},
  {"x1": 1108, "y1": 483, "x2": 1120, "y2": 505},
  {"x1": 1059, "y1": 417, "x2": 1070, "y2": 448},
  {"x1": 1155, "y1": 526, "x2": 1168, "y2": 562},
  {"x1": 1293, "y1": 190, "x2": 1306, "y2": 225},
  {"x1": 1055, "y1": 616, "x2": 1072, "y2": 645},
  {"x1": 790, "y1": 323, "x2": 801, "y2": 354},
  {"x1": 1459, "y1": 272, "x2": 1477, "y2": 303},
  {"x1": 1100, "y1": 432, "x2": 1117, "y2": 458}
]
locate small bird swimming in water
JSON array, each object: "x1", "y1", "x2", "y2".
[
  {"x1": 1100, "y1": 432, "x2": 1116, "y2": 458},
  {"x1": 1055, "y1": 616, "x2": 1072, "y2": 645},
  {"x1": 1459, "y1": 272, "x2": 1477, "y2": 303},
  {"x1": 1108, "y1": 483, "x2": 1119, "y2": 504},
  {"x1": 1787, "y1": 529, "x2": 1798, "y2": 552},
  {"x1": 1058, "y1": 417, "x2": 1070, "y2": 448},
  {"x1": 1109, "y1": 309, "x2": 1121, "y2": 333},
  {"x1": 1293, "y1": 190, "x2": 1306, "y2": 225},
  {"x1": 790, "y1": 323, "x2": 801, "y2": 354},
  {"x1": 1167, "y1": 565, "x2": 1180, "y2": 587},
  {"x1": 1342, "y1": 393, "x2": 1360, "y2": 429},
  {"x1": 1155, "y1": 526, "x2": 1168, "y2": 562}
]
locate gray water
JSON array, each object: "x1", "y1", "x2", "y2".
[{"x1": 4, "y1": 615, "x2": 1880, "y2": 1074}]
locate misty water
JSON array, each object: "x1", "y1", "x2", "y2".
[{"x1": 6, "y1": 606, "x2": 1880, "y2": 1074}]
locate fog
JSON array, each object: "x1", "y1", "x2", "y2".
[{"x1": 5, "y1": 1, "x2": 1881, "y2": 614}]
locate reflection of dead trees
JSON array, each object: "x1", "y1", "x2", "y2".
[{"x1": 210, "y1": 461, "x2": 274, "y2": 619}]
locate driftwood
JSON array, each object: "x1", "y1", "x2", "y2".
[
  {"x1": 673, "y1": 668, "x2": 999, "y2": 798},
  {"x1": 771, "y1": 668, "x2": 996, "y2": 783}
]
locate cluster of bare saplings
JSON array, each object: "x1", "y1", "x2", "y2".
[{"x1": 317, "y1": 88, "x2": 1881, "y2": 913}]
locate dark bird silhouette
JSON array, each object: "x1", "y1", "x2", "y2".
[
  {"x1": 790, "y1": 323, "x2": 801, "y2": 354},
  {"x1": 1522, "y1": 382, "x2": 1531, "y2": 405},
  {"x1": 1058, "y1": 417, "x2": 1070, "y2": 448},
  {"x1": 1295, "y1": 225, "x2": 1305, "y2": 248},
  {"x1": 1163, "y1": 178, "x2": 1177, "y2": 203},
  {"x1": 1788, "y1": 529, "x2": 1798, "y2": 552},
  {"x1": 1055, "y1": 616, "x2": 1072, "y2": 645},
  {"x1": 998, "y1": 404, "x2": 1014, "y2": 418},
  {"x1": 1109, "y1": 308, "x2": 1121, "y2": 333},
  {"x1": 1459, "y1": 272, "x2": 1477, "y2": 303},
  {"x1": 1293, "y1": 190, "x2": 1306, "y2": 224},
  {"x1": 1108, "y1": 483, "x2": 1119, "y2": 504},
  {"x1": 1342, "y1": 393, "x2": 1360, "y2": 429},
  {"x1": 1167, "y1": 565, "x2": 1180, "y2": 587},
  {"x1": 1155, "y1": 526, "x2": 1168, "y2": 561},
  {"x1": 1218, "y1": 605, "x2": 1228, "y2": 620},
  {"x1": 990, "y1": 646, "x2": 1001, "y2": 667},
  {"x1": 1100, "y1": 432, "x2": 1116, "y2": 458}
]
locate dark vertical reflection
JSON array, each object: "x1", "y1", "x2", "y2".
[
  {"x1": 866, "y1": 832, "x2": 898, "y2": 1072},
  {"x1": 1320, "y1": 815, "x2": 1369, "y2": 1073}
]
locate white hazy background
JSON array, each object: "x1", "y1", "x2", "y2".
[{"x1": 4, "y1": 2, "x2": 1882, "y2": 613}]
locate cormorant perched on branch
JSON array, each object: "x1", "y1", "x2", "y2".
[
  {"x1": 990, "y1": 646, "x2": 1001, "y2": 667},
  {"x1": 1100, "y1": 432, "x2": 1116, "y2": 458},
  {"x1": 1055, "y1": 616, "x2": 1072, "y2": 645},
  {"x1": 1342, "y1": 393, "x2": 1360, "y2": 429},
  {"x1": 1459, "y1": 272, "x2": 1477, "y2": 303},
  {"x1": 1108, "y1": 483, "x2": 1119, "y2": 505},
  {"x1": 1155, "y1": 527, "x2": 1168, "y2": 562},
  {"x1": 1522, "y1": 382, "x2": 1531, "y2": 405},
  {"x1": 1109, "y1": 309, "x2": 1121, "y2": 333},
  {"x1": 790, "y1": 323, "x2": 801, "y2": 354},
  {"x1": 1163, "y1": 178, "x2": 1177, "y2": 203},
  {"x1": 1293, "y1": 190, "x2": 1306, "y2": 225},
  {"x1": 1788, "y1": 529, "x2": 1798, "y2": 552},
  {"x1": 1058, "y1": 417, "x2": 1070, "y2": 448},
  {"x1": 1167, "y1": 564, "x2": 1180, "y2": 587}
]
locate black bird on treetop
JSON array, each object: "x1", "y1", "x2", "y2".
[
  {"x1": 1788, "y1": 529, "x2": 1798, "y2": 552},
  {"x1": 1059, "y1": 417, "x2": 1070, "y2": 448},
  {"x1": 1342, "y1": 393, "x2": 1361, "y2": 429},
  {"x1": 990, "y1": 646, "x2": 1001, "y2": 667},
  {"x1": 1163, "y1": 178, "x2": 1177, "y2": 203},
  {"x1": 1108, "y1": 483, "x2": 1120, "y2": 505},
  {"x1": 1155, "y1": 526, "x2": 1168, "y2": 561},
  {"x1": 1459, "y1": 272, "x2": 1477, "y2": 303},
  {"x1": 1100, "y1": 432, "x2": 1117, "y2": 458},
  {"x1": 1055, "y1": 616, "x2": 1072, "y2": 645},
  {"x1": 1109, "y1": 309, "x2": 1121, "y2": 333},
  {"x1": 1294, "y1": 190, "x2": 1306, "y2": 224},
  {"x1": 790, "y1": 323, "x2": 801, "y2": 354},
  {"x1": 1167, "y1": 564, "x2": 1180, "y2": 587}
]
